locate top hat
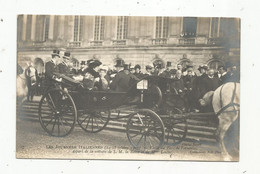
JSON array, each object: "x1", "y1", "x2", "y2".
[
  {"x1": 80, "y1": 61, "x2": 86, "y2": 65},
  {"x1": 123, "y1": 64, "x2": 131, "y2": 70},
  {"x1": 63, "y1": 51, "x2": 71, "y2": 60},
  {"x1": 52, "y1": 50, "x2": 60, "y2": 57},
  {"x1": 166, "y1": 61, "x2": 172, "y2": 67},
  {"x1": 134, "y1": 64, "x2": 141, "y2": 70},
  {"x1": 115, "y1": 59, "x2": 125, "y2": 67}
]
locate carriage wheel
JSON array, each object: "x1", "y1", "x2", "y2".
[
  {"x1": 77, "y1": 110, "x2": 110, "y2": 133},
  {"x1": 38, "y1": 88, "x2": 77, "y2": 137},
  {"x1": 126, "y1": 109, "x2": 165, "y2": 152},
  {"x1": 164, "y1": 108, "x2": 187, "y2": 146}
]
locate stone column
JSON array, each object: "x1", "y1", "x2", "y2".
[
  {"x1": 31, "y1": 15, "x2": 36, "y2": 41},
  {"x1": 22, "y1": 15, "x2": 27, "y2": 41},
  {"x1": 48, "y1": 15, "x2": 55, "y2": 40}
]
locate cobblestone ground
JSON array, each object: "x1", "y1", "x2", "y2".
[{"x1": 16, "y1": 119, "x2": 229, "y2": 161}]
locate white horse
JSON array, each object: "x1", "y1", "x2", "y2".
[
  {"x1": 199, "y1": 82, "x2": 240, "y2": 161},
  {"x1": 17, "y1": 66, "x2": 37, "y2": 106}
]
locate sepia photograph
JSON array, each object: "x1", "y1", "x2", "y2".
[{"x1": 16, "y1": 15, "x2": 240, "y2": 161}]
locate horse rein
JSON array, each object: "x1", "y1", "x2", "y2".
[{"x1": 216, "y1": 82, "x2": 240, "y2": 116}]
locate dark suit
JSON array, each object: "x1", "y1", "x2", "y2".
[
  {"x1": 58, "y1": 62, "x2": 70, "y2": 75},
  {"x1": 45, "y1": 60, "x2": 59, "y2": 85},
  {"x1": 110, "y1": 70, "x2": 131, "y2": 92},
  {"x1": 159, "y1": 70, "x2": 171, "y2": 78},
  {"x1": 201, "y1": 75, "x2": 221, "y2": 96}
]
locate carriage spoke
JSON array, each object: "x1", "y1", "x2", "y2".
[
  {"x1": 79, "y1": 114, "x2": 89, "y2": 125},
  {"x1": 44, "y1": 117, "x2": 54, "y2": 128},
  {"x1": 59, "y1": 117, "x2": 68, "y2": 133},
  {"x1": 57, "y1": 117, "x2": 60, "y2": 136},
  {"x1": 47, "y1": 94, "x2": 57, "y2": 110},
  {"x1": 136, "y1": 134, "x2": 144, "y2": 147},
  {"x1": 85, "y1": 117, "x2": 91, "y2": 130},
  {"x1": 51, "y1": 118, "x2": 57, "y2": 135}
]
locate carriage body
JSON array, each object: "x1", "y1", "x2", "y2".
[{"x1": 38, "y1": 74, "x2": 188, "y2": 152}]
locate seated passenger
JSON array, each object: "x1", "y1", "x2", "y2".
[
  {"x1": 96, "y1": 65, "x2": 109, "y2": 91},
  {"x1": 110, "y1": 62, "x2": 131, "y2": 92}
]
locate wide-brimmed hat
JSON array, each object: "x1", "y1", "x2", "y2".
[
  {"x1": 52, "y1": 50, "x2": 60, "y2": 57},
  {"x1": 166, "y1": 61, "x2": 172, "y2": 67},
  {"x1": 63, "y1": 51, "x2": 71, "y2": 60},
  {"x1": 134, "y1": 64, "x2": 141, "y2": 70},
  {"x1": 198, "y1": 65, "x2": 208, "y2": 71},
  {"x1": 115, "y1": 59, "x2": 125, "y2": 67},
  {"x1": 88, "y1": 59, "x2": 102, "y2": 68}
]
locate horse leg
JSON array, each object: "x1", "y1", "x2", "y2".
[{"x1": 218, "y1": 112, "x2": 236, "y2": 161}]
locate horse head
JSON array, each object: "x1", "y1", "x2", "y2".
[
  {"x1": 199, "y1": 91, "x2": 214, "y2": 106},
  {"x1": 25, "y1": 66, "x2": 37, "y2": 84}
]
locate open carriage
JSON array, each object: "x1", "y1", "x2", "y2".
[{"x1": 38, "y1": 74, "x2": 188, "y2": 152}]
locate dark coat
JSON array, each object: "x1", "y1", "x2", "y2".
[
  {"x1": 83, "y1": 67, "x2": 100, "y2": 78},
  {"x1": 133, "y1": 72, "x2": 144, "y2": 79},
  {"x1": 170, "y1": 77, "x2": 185, "y2": 93},
  {"x1": 58, "y1": 62, "x2": 70, "y2": 75},
  {"x1": 159, "y1": 70, "x2": 171, "y2": 78},
  {"x1": 45, "y1": 60, "x2": 59, "y2": 83},
  {"x1": 200, "y1": 75, "x2": 221, "y2": 96},
  {"x1": 110, "y1": 70, "x2": 131, "y2": 92},
  {"x1": 183, "y1": 75, "x2": 196, "y2": 90}
]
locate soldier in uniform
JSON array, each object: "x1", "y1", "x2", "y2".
[
  {"x1": 45, "y1": 50, "x2": 61, "y2": 87},
  {"x1": 58, "y1": 51, "x2": 71, "y2": 75}
]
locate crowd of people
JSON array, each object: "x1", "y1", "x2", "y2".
[{"x1": 20, "y1": 49, "x2": 240, "y2": 112}]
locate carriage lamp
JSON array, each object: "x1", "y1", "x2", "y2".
[{"x1": 137, "y1": 80, "x2": 148, "y2": 103}]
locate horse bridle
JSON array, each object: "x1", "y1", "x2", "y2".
[{"x1": 216, "y1": 82, "x2": 240, "y2": 116}]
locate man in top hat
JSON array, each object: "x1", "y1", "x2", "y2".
[
  {"x1": 110, "y1": 63, "x2": 132, "y2": 92},
  {"x1": 58, "y1": 51, "x2": 71, "y2": 75},
  {"x1": 45, "y1": 50, "x2": 61, "y2": 86},
  {"x1": 159, "y1": 61, "x2": 172, "y2": 78}
]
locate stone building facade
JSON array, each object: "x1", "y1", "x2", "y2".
[{"x1": 17, "y1": 15, "x2": 240, "y2": 74}]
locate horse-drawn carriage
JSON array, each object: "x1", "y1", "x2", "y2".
[{"x1": 38, "y1": 74, "x2": 188, "y2": 152}]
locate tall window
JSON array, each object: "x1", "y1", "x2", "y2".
[
  {"x1": 43, "y1": 16, "x2": 50, "y2": 41},
  {"x1": 117, "y1": 16, "x2": 128, "y2": 40},
  {"x1": 74, "y1": 16, "x2": 83, "y2": 42},
  {"x1": 210, "y1": 18, "x2": 219, "y2": 37},
  {"x1": 155, "y1": 17, "x2": 169, "y2": 38},
  {"x1": 94, "y1": 16, "x2": 105, "y2": 41},
  {"x1": 182, "y1": 17, "x2": 197, "y2": 37}
]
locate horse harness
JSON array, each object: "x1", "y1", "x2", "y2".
[{"x1": 216, "y1": 82, "x2": 240, "y2": 117}]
